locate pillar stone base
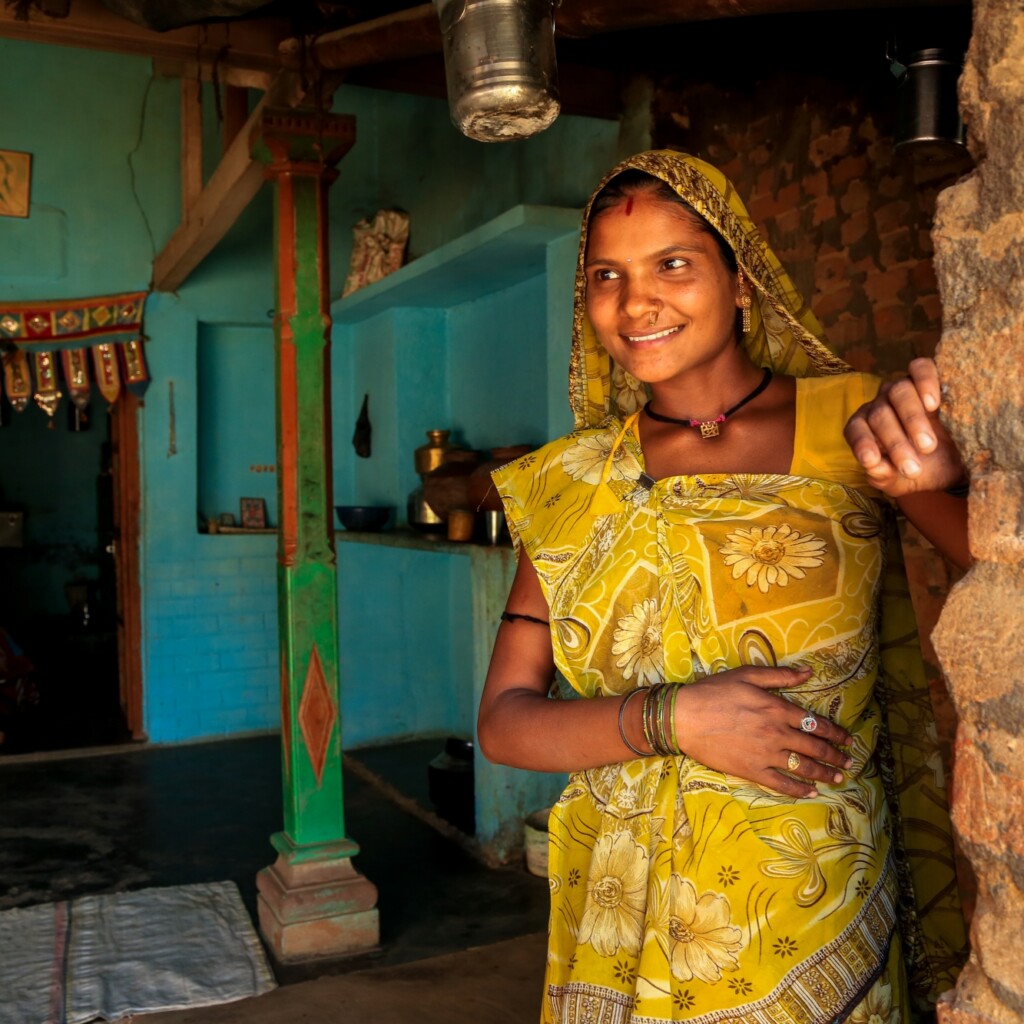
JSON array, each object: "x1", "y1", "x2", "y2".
[{"x1": 257, "y1": 837, "x2": 379, "y2": 962}]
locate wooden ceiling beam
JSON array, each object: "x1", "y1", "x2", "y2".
[
  {"x1": 153, "y1": 73, "x2": 306, "y2": 293},
  {"x1": 0, "y1": 0, "x2": 286, "y2": 71},
  {"x1": 555, "y1": 0, "x2": 967, "y2": 35},
  {"x1": 279, "y1": 4, "x2": 442, "y2": 73},
  {"x1": 153, "y1": 59, "x2": 275, "y2": 92},
  {"x1": 293, "y1": 0, "x2": 967, "y2": 72}
]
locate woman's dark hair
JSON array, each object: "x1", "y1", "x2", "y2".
[{"x1": 589, "y1": 169, "x2": 738, "y2": 274}]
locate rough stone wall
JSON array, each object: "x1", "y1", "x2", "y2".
[{"x1": 931, "y1": 2, "x2": 1024, "y2": 1022}]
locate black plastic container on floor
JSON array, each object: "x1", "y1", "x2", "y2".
[{"x1": 428, "y1": 736, "x2": 475, "y2": 835}]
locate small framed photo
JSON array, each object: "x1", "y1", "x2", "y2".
[
  {"x1": 240, "y1": 497, "x2": 267, "y2": 530},
  {"x1": 0, "y1": 150, "x2": 32, "y2": 219}
]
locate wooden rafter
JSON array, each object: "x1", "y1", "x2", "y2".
[
  {"x1": 289, "y1": 0, "x2": 967, "y2": 71},
  {"x1": 153, "y1": 72, "x2": 306, "y2": 293},
  {"x1": 0, "y1": 0, "x2": 286, "y2": 71}
]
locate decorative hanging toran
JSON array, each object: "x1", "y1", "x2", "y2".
[{"x1": 0, "y1": 291, "x2": 149, "y2": 422}]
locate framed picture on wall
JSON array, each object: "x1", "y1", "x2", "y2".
[
  {"x1": 0, "y1": 150, "x2": 32, "y2": 218},
  {"x1": 240, "y1": 497, "x2": 267, "y2": 530}
]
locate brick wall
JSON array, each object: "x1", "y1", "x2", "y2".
[{"x1": 651, "y1": 73, "x2": 974, "y2": 376}]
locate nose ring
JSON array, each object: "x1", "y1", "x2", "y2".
[{"x1": 648, "y1": 309, "x2": 659, "y2": 327}]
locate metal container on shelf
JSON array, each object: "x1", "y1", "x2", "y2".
[
  {"x1": 421, "y1": 449, "x2": 480, "y2": 523},
  {"x1": 433, "y1": 0, "x2": 560, "y2": 142},
  {"x1": 407, "y1": 486, "x2": 446, "y2": 533},
  {"x1": 413, "y1": 429, "x2": 454, "y2": 478}
]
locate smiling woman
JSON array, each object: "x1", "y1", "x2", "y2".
[{"x1": 476, "y1": 151, "x2": 969, "y2": 1024}]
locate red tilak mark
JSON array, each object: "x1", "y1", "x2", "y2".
[{"x1": 624, "y1": 197, "x2": 634, "y2": 215}]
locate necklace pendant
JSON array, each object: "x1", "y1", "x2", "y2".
[{"x1": 698, "y1": 420, "x2": 721, "y2": 439}]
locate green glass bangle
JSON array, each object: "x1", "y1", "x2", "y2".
[
  {"x1": 668, "y1": 684, "x2": 681, "y2": 755},
  {"x1": 656, "y1": 685, "x2": 672, "y2": 756},
  {"x1": 641, "y1": 686, "x2": 657, "y2": 754}
]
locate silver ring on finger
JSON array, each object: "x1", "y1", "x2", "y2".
[
  {"x1": 800, "y1": 713, "x2": 818, "y2": 733},
  {"x1": 786, "y1": 751, "x2": 801, "y2": 772}
]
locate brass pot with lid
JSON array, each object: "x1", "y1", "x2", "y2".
[{"x1": 414, "y1": 429, "x2": 454, "y2": 478}]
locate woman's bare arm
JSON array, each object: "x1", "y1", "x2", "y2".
[{"x1": 844, "y1": 357, "x2": 972, "y2": 570}]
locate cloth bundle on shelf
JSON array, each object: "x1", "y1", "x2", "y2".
[{"x1": 341, "y1": 209, "x2": 410, "y2": 298}]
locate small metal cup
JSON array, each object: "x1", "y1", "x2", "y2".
[
  {"x1": 483, "y1": 509, "x2": 505, "y2": 545},
  {"x1": 448, "y1": 508, "x2": 475, "y2": 542}
]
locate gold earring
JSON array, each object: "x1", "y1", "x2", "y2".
[{"x1": 741, "y1": 294, "x2": 752, "y2": 334}]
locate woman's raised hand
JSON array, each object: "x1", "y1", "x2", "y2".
[
  {"x1": 675, "y1": 665, "x2": 853, "y2": 799},
  {"x1": 844, "y1": 357, "x2": 966, "y2": 497}
]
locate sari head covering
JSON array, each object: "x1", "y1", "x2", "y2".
[{"x1": 569, "y1": 150, "x2": 849, "y2": 429}]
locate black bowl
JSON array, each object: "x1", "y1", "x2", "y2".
[{"x1": 335, "y1": 505, "x2": 394, "y2": 532}]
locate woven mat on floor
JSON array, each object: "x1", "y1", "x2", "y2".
[{"x1": 0, "y1": 881, "x2": 276, "y2": 1024}]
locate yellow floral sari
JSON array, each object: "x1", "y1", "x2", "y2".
[{"x1": 493, "y1": 152, "x2": 965, "y2": 1024}]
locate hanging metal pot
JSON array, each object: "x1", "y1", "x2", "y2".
[
  {"x1": 433, "y1": 0, "x2": 561, "y2": 142},
  {"x1": 893, "y1": 47, "x2": 967, "y2": 158}
]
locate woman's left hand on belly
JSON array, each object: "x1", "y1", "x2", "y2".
[{"x1": 675, "y1": 665, "x2": 854, "y2": 799}]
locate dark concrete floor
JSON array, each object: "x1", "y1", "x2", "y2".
[
  {"x1": 144, "y1": 931, "x2": 548, "y2": 1024},
  {"x1": 0, "y1": 734, "x2": 550, "y2": 978}
]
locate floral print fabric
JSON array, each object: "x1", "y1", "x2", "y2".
[{"x1": 494, "y1": 377, "x2": 965, "y2": 1024}]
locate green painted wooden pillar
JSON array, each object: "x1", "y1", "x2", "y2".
[{"x1": 252, "y1": 108, "x2": 379, "y2": 962}]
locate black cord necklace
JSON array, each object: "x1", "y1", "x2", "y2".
[{"x1": 643, "y1": 368, "x2": 773, "y2": 439}]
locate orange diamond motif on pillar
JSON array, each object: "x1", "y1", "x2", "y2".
[{"x1": 297, "y1": 644, "x2": 336, "y2": 786}]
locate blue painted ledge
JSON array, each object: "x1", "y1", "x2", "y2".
[{"x1": 330, "y1": 204, "x2": 580, "y2": 324}]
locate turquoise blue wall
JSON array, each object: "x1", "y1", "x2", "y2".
[
  {"x1": 0, "y1": 42, "x2": 176, "y2": 627},
  {"x1": 196, "y1": 323, "x2": 277, "y2": 526},
  {"x1": 1, "y1": 36, "x2": 620, "y2": 746}
]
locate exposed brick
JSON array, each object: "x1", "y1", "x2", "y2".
[
  {"x1": 840, "y1": 209, "x2": 870, "y2": 246},
  {"x1": 864, "y1": 266, "x2": 911, "y2": 306},
  {"x1": 706, "y1": 142, "x2": 734, "y2": 164},
  {"x1": 911, "y1": 259, "x2": 939, "y2": 291},
  {"x1": 873, "y1": 304, "x2": 909, "y2": 339},
  {"x1": 811, "y1": 194, "x2": 837, "y2": 227},
  {"x1": 825, "y1": 314, "x2": 869, "y2": 349},
  {"x1": 776, "y1": 181, "x2": 802, "y2": 210},
  {"x1": 831, "y1": 154, "x2": 869, "y2": 188},
  {"x1": 840, "y1": 344, "x2": 880, "y2": 372},
  {"x1": 878, "y1": 174, "x2": 905, "y2": 199},
  {"x1": 809, "y1": 125, "x2": 852, "y2": 166},
  {"x1": 874, "y1": 199, "x2": 911, "y2": 236},
  {"x1": 802, "y1": 169, "x2": 829, "y2": 198},
  {"x1": 755, "y1": 168, "x2": 774, "y2": 198},
  {"x1": 849, "y1": 253, "x2": 878, "y2": 277},
  {"x1": 815, "y1": 250, "x2": 852, "y2": 293},
  {"x1": 775, "y1": 207, "x2": 801, "y2": 234},
  {"x1": 857, "y1": 117, "x2": 879, "y2": 143},
  {"x1": 867, "y1": 137, "x2": 894, "y2": 165},
  {"x1": 813, "y1": 283, "x2": 857, "y2": 320},
  {"x1": 879, "y1": 228, "x2": 913, "y2": 266},
  {"x1": 916, "y1": 293, "x2": 944, "y2": 326},
  {"x1": 777, "y1": 238, "x2": 817, "y2": 265},
  {"x1": 840, "y1": 179, "x2": 872, "y2": 214}
]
